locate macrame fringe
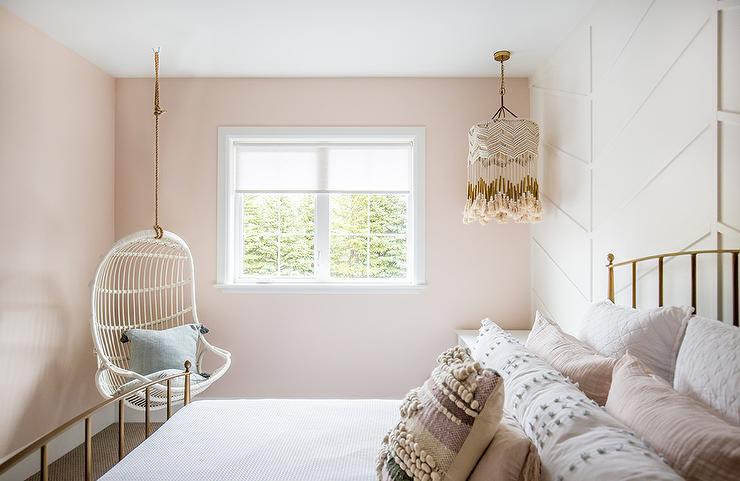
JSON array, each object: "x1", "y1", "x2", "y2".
[
  {"x1": 463, "y1": 188, "x2": 542, "y2": 225},
  {"x1": 462, "y1": 162, "x2": 543, "y2": 225},
  {"x1": 464, "y1": 118, "x2": 542, "y2": 224}
]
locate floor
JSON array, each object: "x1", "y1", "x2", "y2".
[{"x1": 25, "y1": 423, "x2": 162, "y2": 481}]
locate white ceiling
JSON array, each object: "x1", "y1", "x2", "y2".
[{"x1": 0, "y1": 0, "x2": 599, "y2": 78}]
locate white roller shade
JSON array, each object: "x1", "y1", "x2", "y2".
[{"x1": 235, "y1": 143, "x2": 411, "y2": 193}]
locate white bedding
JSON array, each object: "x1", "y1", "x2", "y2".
[
  {"x1": 472, "y1": 320, "x2": 684, "y2": 481},
  {"x1": 100, "y1": 399, "x2": 400, "y2": 481}
]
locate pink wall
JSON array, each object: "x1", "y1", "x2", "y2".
[
  {"x1": 0, "y1": 8, "x2": 115, "y2": 457},
  {"x1": 115, "y1": 77, "x2": 531, "y2": 400}
]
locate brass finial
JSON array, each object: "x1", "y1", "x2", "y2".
[
  {"x1": 607, "y1": 253, "x2": 615, "y2": 265},
  {"x1": 184, "y1": 360, "x2": 191, "y2": 372}
]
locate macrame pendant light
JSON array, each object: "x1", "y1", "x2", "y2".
[{"x1": 463, "y1": 50, "x2": 542, "y2": 225}]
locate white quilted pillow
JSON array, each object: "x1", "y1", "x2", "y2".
[
  {"x1": 578, "y1": 300, "x2": 692, "y2": 383},
  {"x1": 674, "y1": 316, "x2": 740, "y2": 425}
]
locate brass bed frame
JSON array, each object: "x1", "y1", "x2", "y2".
[
  {"x1": 606, "y1": 249, "x2": 739, "y2": 326},
  {"x1": 2, "y1": 248, "x2": 738, "y2": 480},
  {"x1": 0, "y1": 362, "x2": 192, "y2": 481}
]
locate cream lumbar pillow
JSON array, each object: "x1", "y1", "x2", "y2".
[
  {"x1": 376, "y1": 346, "x2": 504, "y2": 481},
  {"x1": 606, "y1": 353, "x2": 740, "y2": 481},
  {"x1": 526, "y1": 311, "x2": 616, "y2": 405}
]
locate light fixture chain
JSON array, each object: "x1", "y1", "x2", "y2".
[{"x1": 500, "y1": 59, "x2": 506, "y2": 97}]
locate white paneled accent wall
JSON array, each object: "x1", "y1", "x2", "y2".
[{"x1": 530, "y1": 0, "x2": 740, "y2": 333}]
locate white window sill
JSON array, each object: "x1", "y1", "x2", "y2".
[{"x1": 213, "y1": 283, "x2": 427, "y2": 294}]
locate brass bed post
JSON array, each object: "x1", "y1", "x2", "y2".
[
  {"x1": 40, "y1": 445, "x2": 48, "y2": 481},
  {"x1": 658, "y1": 257, "x2": 664, "y2": 307},
  {"x1": 184, "y1": 360, "x2": 192, "y2": 406},
  {"x1": 167, "y1": 378, "x2": 172, "y2": 419},
  {"x1": 118, "y1": 399, "x2": 124, "y2": 461},
  {"x1": 690, "y1": 253, "x2": 697, "y2": 312},
  {"x1": 631, "y1": 262, "x2": 637, "y2": 308},
  {"x1": 733, "y1": 252, "x2": 738, "y2": 327},
  {"x1": 84, "y1": 417, "x2": 92, "y2": 481},
  {"x1": 145, "y1": 387, "x2": 151, "y2": 438},
  {"x1": 607, "y1": 254, "x2": 615, "y2": 302}
]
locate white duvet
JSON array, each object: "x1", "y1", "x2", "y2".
[
  {"x1": 100, "y1": 399, "x2": 400, "y2": 481},
  {"x1": 472, "y1": 319, "x2": 684, "y2": 481}
]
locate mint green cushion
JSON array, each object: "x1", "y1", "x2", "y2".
[{"x1": 124, "y1": 324, "x2": 199, "y2": 376}]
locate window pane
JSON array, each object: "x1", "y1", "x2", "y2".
[
  {"x1": 369, "y1": 236, "x2": 407, "y2": 278},
  {"x1": 329, "y1": 193, "x2": 410, "y2": 280},
  {"x1": 330, "y1": 194, "x2": 369, "y2": 234},
  {"x1": 243, "y1": 194, "x2": 279, "y2": 233},
  {"x1": 280, "y1": 194, "x2": 315, "y2": 234},
  {"x1": 244, "y1": 235, "x2": 278, "y2": 276},
  {"x1": 280, "y1": 235, "x2": 314, "y2": 276},
  {"x1": 369, "y1": 194, "x2": 407, "y2": 234},
  {"x1": 331, "y1": 235, "x2": 368, "y2": 278},
  {"x1": 242, "y1": 193, "x2": 316, "y2": 278}
]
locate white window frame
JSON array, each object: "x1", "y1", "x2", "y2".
[{"x1": 216, "y1": 127, "x2": 426, "y2": 293}]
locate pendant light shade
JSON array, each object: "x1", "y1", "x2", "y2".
[{"x1": 463, "y1": 51, "x2": 542, "y2": 225}]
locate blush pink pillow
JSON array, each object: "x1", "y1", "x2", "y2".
[
  {"x1": 468, "y1": 413, "x2": 540, "y2": 481},
  {"x1": 606, "y1": 353, "x2": 740, "y2": 481},
  {"x1": 525, "y1": 311, "x2": 616, "y2": 405}
]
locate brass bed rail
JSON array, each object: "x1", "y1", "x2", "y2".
[
  {"x1": 606, "y1": 249, "x2": 740, "y2": 326},
  {"x1": 0, "y1": 361, "x2": 192, "y2": 481}
]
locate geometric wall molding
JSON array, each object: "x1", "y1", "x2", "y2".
[
  {"x1": 720, "y1": 7, "x2": 740, "y2": 112},
  {"x1": 589, "y1": 0, "x2": 653, "y2": 92},
  {"x1": 534, "y1": 197, "x2": 591, "y2": 297},
  {"x1": 541, "y1": 90, "x2": 591, "y2": 162},
  {"x1": 591, "y1": 0, "x2": 715, "y2": 156},
  {"x1": 531, "y1": 240, "x2": 590, "y2": 333},
  {"x1": 541, "y1": 144, "x2": 592, "y2": 230},
  {"x1": 594, "y1": 124, "x2": 714, "y2": 231},
  {"x1": 720, "y1": 122, "x2": 740, "y2": 230},
  {"x1": 530, "y1": 0, "x2": 740, "y2": 331}
]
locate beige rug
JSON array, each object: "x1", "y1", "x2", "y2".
[{"x1": 25, "y1": 423, "x2": 162, "y2": 481}]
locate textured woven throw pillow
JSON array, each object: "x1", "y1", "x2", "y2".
[
  {"x1": 377, "y1": 346, "x2": 504, "y2": 481},
  {"x1": 123, "y1": 324, "x2": 200, "y2": 376}
]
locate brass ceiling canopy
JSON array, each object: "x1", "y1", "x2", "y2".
[{"x1": 493, "y1": 50, "x2": 511, "y2": 62}]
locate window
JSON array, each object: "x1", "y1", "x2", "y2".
[{"x1": 217, "y1": 127, "x2": 425, "y2": 292}]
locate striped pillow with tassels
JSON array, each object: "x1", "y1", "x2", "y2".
[{"x1": 377, "y1": 345, "x2": 504, "y2": 481}]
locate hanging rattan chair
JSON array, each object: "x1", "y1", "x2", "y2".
[{"x1": 90, "y1": 229, "x2": 231, "y2": 410}]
